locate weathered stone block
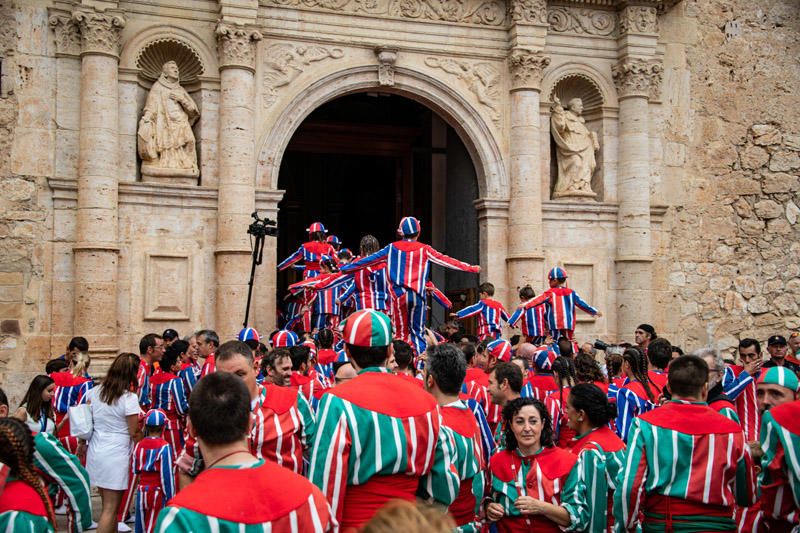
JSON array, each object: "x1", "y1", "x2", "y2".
[
  {"x1": 762, "y1": 172, "x2": 799, "y2": 194},
  {"x1": 754, "y1": 200, "x2": 783, "y2": 219},
  {"x1": 786, "y1": 201, "x2": 800, "y2": 225},
  {"x1": 740, "y1": 145, "x2": 769, "y2": 169},
  {"x1": 747, "y1": 295, "x2": 769, "y2": 314},
  {"x1": 0, "y1": 320, "x2": 20, "y2": 336},
  {"x1": 769, "y1": 151, "x2": 800, "y2": 172},
  {"x1": 751, "y1": 124, "x2": 781, "y2": 146},
  {"x1": 740, "y1": 219, "x2": 765, "y2": 235}
]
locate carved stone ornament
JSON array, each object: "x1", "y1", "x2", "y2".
[
  {"x1": 72, "y1": 9, "x2": 126, "y2": 57},
  {"x1": 375, "y1": 46, "x2": 398, "y2": 86},
  {"x1": 618, "y1": 6, "x2": 658, "y2": 35},
  {"x1": 264, "y1": 0, "x2": 508, "y2": 27},
  {"x1": 547, "y1": 7, "x2": 616, "y2": 36},
  {"x1": 508, "y1": 0, "x2": 547, "y2": 25},
  {"x1": 216, "y1": 22, "x2": 263, "y2": 71},
  {"x1": 262, "y1": 43, "x2": 344, "y2": 108},
  {"x1": 612, "y1": 58, "x2": 663, "y2": 99},
  {"x1": 49, "y1": 14, "x2": 81, "y2": 57},
  {"x1": 425, "y1": 57, "x2": 500, "y2": 124},
  {"x1": 508, "y1": 48, "x2": 550, "y2": 91}
]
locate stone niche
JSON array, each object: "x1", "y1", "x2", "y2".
[{"x1": 547, "y1": 73, "x2": 608, "y2": 201}]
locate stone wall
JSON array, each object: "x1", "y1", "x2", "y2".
[{"x1": 661, "y1": 0, "x2": 800, "y2": 351}]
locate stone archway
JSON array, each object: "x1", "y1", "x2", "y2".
[{"x1": 252, "y1": 65, "x2": 511, "y2": 329}]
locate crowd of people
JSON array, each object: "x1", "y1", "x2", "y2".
[{"x1": 0, "y1": 216, "x2": 798, "y2": 533}]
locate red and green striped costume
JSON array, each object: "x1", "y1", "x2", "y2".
[
  {"x1": 614, "y1": 400, "x2": 756, "y2": 532},
  {"x1": 155, "y1": 459, "x2": 335, "y2": 532},
  {"x1": 569, "y1": 426, "x2": 626, "y2": 533},
  {"x1": 0, "y1": 478, "x2": 54, "y2": 532},
  {"x1": 489, "y1": 446, "x2": 584, "y2": 532},
  {"x1": 759, "y1": 399, "x2": 800, "y2": 529},
  {"x1": 309, "y1": 367, "x2": 459, "y2": 531}
]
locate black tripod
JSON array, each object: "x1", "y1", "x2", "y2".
[{"x1": 243, "y1": 212, "x2": 278, "y2": 328}]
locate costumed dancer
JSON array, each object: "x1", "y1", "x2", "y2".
[
  {"x1": 308, "y1": 309, "x2": 460, "y2": 530},
  {"x1": 614, "y1": 347, "x2": 659, "y2": 442},
  {"x1": 544, "y1": 357, "x2": 578, "y2": 448},
  {"x1": 451, "y1": 281, "x2": 509, "y2": 340},
  {"x1": 50, "y1": 352, "x2": 93, "y2": 457},
  {"x1": 131, "y1": 409, "x2": 175, "y2": 533},
  {"x1": 508, "y1": 285, "x2": 548, "y2": 344},
  {"x1": 278, "y1": 222, "x2": 338, "y2": 280},
  {"x1": 341, "y1": 216, "x2": 479, "y2": 355},
  {"x1": 148, "y1": 348, "x2": 189, "y2": 460},
  {"x1": 759, "y1": 394, "x2": 800, "y2": 531},
  {"x1": 288, "y1": 256, "x2": 344, "y2": 332},
  {"x1": 517, "y1": 267, "x2": 601, "y2": 341}
]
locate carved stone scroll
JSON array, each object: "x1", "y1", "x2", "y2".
[
  {"x1": 425, "y1": 57, "x2": 501, "y2": 124},
  {"x1": 262, "y1": 43, "x2": 344, "y2": 108},
  {"x1": 547, "y1": 7, "x2": 616, "y2": 36},
  {"x1": 508, "y1": 48, "x2": 550, "y2": 91},
  {"x1": 216, "y1": 22, "x2": 262, "y2": 71}
]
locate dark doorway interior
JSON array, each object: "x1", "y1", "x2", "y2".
[{"x1": 276, "y1": 92, "x2": 480, "y2": 330}]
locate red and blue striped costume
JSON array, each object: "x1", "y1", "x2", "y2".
[
  {"x1": 508, "y1": 305, "x2": 548, "y2": 343},
  {"x1": 614, "y1": 380, "x2": 659, "y2": 442},
  {"x1": 137, "y1": 360, "x2": 153, "y2": 409},
  {"x1": 278, "y1": 241, "x2": 338, "y2": 279},
  {"x1": 335, "y1": 260, "x2": 389, "y2": 312},
  {"x1": 722, "y1": 365, "x2": 759, "y2": 442},
  {"x1": 521, "y1": 286, "x2": 599, "y2": 340},
  {"x1": 177, "y1": 361, "x2": 200, "y2": 395},
  {"x1": 149, "y1": 373, "x2": 189, "y2": 460},
  {"x1": 289, "y1": 273, "x2": 345, "y2": 330},
  {"x1": 455, "y1": 298, "x2": 510, "y2": 340},
  {"x1": 50, "y1": 373, "x2": 93, "y2": 456},
  {"x1": 131, "y1": 437, "x2": 175, "y2": 533},
  {"x1": 342, "y1": 240, "x2": 478, "y2": 354}
]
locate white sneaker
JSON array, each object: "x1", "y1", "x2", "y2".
[
  {"x1": 117, "y1": 522, "x2": 132, "y2": 532},
  {"x1": 54, "y1": 504, "x2": 68, "y2": 515},
  {"x1": 125, "y1": 514, "x2": 135, "y2": 524},
  {"x1": 86, "y1": 521, "x2": 98, "y2": 530}
]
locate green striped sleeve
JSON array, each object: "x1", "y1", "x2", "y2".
[
  {"x1": 297, "y1": 388, "x2": 316, "y2": 459},
  {"x1": 0, "y1": 511, "x2": 53, "y2": 532},
  {"x1": 561, "y1": 458, "x2": 590, "y2": 531},
  {"x1": 420, "y1": 425, "x2": 460, "y2": 506},
  {"x1": 565, "y1": 446, "x2": 607, "y2": 533}
]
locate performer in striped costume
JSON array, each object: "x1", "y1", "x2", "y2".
[
  {"x1": 148, "y1": 349, "x2": 189, "y2": 460},
  {"x1": 545, "y1": 356, "x2": 578, "y2": 448},
  {"x1": 156, "y1": 373, "x2": 335, "y2": 532},
  {"x1": 465, "y1": 339, "x2": 513, "y2": 431},
  {"x1": 278, "y1": 221, "x2": 338, "y2": 279},
  {"x1": 196, "y1": 329, "x2": 219, "y2": 378},
  {"x1": 288, "y1": 256, "x2": 344, "y2": 331},
  {"x1": 174, "y1": 339, "x2": 201, "y2": 394},
  {"x1": 50, "y1": 358, "x2": 93, "y2": 456},
  {"x1": 614, "y1": 347, "x2": 659, "y2": 442},
  {"x1": 727, "y1": 338, "x2": 764, "y2": 442},
  {"x1": 324, "y1": 234, "x2": 390, "y2": 313},
  {"x1": 508, "y1": 285, "x2": 548, "y2": 344},
  {"x1": 759, "y1": 396, "x2": 800, "y2": 530},
  {"x1": 614, "y1": 355, "x2": 756, "y2": 532},
  {"x1": 341, "y1": 216, "x2": 480, "y2": 355},
  {"x1": 518, "y1": 267, "x2": 601, "y2": 341},
  {"x1": 132, "y1": 410, "x2": 175, "y2": 533},
  {"x1": 565, "y1": 384, "x2": 625, "y2": 533},
  {"x1": 452, "y1": 282, "x2": 510, "y2": 340},
  {"x1": 137, "y1": 333, "x2": 165, "y2": 409},
  {"x1": 423, "y1": 343, "x2": 487, "y2": 532},
  {"x1": 309, "y1": 309, "x2": 459, "y2": 531},
  {"x1": 485, "y1": 397, "x2": 585, "y2": 532}
]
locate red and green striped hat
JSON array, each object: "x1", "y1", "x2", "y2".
[{"x1": 342, "y1": 309, "x2": 392, "y2": 347}]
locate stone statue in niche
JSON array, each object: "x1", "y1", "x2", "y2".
[
  {"x1": 550, "y1": 96, "x2": 599, "y2": 199},
  {"x1": 138, "y1": 61, "x2": 200, "y2": 180}
]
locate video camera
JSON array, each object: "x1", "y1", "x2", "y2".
[
  {"x1": 248, "y1": 211, "x2": 278, "y2": 238},
  {"x1": 593, "y1": 339, "x2": 624, "y2": 355}
]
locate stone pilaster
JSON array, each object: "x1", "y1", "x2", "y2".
[
  {"x1": 70, "y1": 7, "x2": 125, "y2": 364},
  {"x1": 214, "y1": 22, "x2": 262, "y2": 339},
  {"x1": 506, "y1": 48, "x2": 550, "y2": 292},
  {"x1": 612, "y1": 57, "x2": 662, "y2": 338}
]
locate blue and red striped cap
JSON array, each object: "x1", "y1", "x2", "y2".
[
  {"x1": 487, "y1": 339, "x2": 513, "y2": 362},
  {"x1": 548, "y1": 267, "x2": 568, "y2": 280},
  {"x1": 307, "y1": 222, "x2": 327, "y2": 233},
  {"x1": 271, "y1": 329, "x2": 299, "y2": 348},
  {"x1": 144, "y1": 409, "x2": 167, "y2": 427},
  {"x1": 326, "y1": 235, "x2": 341, "y2": 245},
  {"x1": 397, "y1": 216, "x2": 421, "y2": 237},
  {"x1": 343, "y1": 309, "x2": 392, "y2": 347},
  {"x1": 238, "y1": 327, "x2": 260, "y2": 342}
]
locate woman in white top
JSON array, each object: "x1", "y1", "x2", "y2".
[
  {"x1": 83, "y1": 352, "x2": 141, "y2": 533},
  {"x1": 13, "y1": 374, "x2": 56, "y2": 435}
]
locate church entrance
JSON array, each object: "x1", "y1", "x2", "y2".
[{"x1": 276, "y1": 92, "x2": 480, "y2": 330}]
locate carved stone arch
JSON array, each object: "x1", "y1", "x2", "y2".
[
  {"x1": 541, "y1": 62, "x2": 618, "y2": 109},
  {"x1": 255, "y1": 64, "x2": 508, "y2": 200},
  {"x1": 120, "y1": 25, "x2": 218, "y2": 83}
]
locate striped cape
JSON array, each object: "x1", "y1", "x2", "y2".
[{"x1": 759, "y1": 399, "x2": 800, "y2": 528}]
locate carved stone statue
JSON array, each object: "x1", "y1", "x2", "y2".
[
  {"x1": 550, "y1": 96, "x2": 599, "y2": 199},
  {"x1": 138, "y1": 61, "x2": 200, "y2": 180}
]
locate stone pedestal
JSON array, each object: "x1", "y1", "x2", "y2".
[
  {"x1": 506, "y1": 48, "x2": 550, "y2": 292},
  {"x1": 214, "y1": 23, "x2": 262, "y2": 340},
  {"x1": 72, "y1": 8, "x2": 125, "y2": 365}
]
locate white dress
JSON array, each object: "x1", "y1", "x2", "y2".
[{"x1": 85, "y1": 386, "x2": 141, "y2": 490}]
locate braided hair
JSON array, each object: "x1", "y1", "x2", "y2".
[
  {"x1": 0, "y1": 418, "x2": 56, "y2": 526},
  {"x1": 622, "y1": 347, "x2": 655, "y2": 402},
  {"x1": 574, "y1": 353, "x2": 606, "y2": 384},
  {"x1": 551, "y1": 356, "x2": 577, "y2": 410}
]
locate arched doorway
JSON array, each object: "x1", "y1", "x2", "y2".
[{"x1": 276, "y1": 92, "x2": 479, "y2": 329}]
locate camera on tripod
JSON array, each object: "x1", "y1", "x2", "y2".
[{"x1": 248, "y1": 211, "x2": 278, "y2": 238}]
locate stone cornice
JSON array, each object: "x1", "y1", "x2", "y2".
[
  {"x1": 508, "y1": 47, "x2": 550, "y2": 91},
  {"x1": 72, "y1": 8, "x2": 126, "y2": 58},
  {"x1": 216, "y1": 22, "x2": 262, "y2": 71}
]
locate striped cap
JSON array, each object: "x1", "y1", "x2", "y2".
[
  {"x1": 533, "y1": 347, "x2": 557, "y2": 371},
  {"x1": 548, "y1": 267, "x2": 568, "y2": 280},
  {"x1": 343, "y1": 309, "x2": 392, "y2": 347},
  {"x1": 326, "y1": 235, "x2": 341, "y2": 245},
  {"x1": 397, "y1": 216, "x2": 421, "y2": 237},
  {"x1": 487, "y1": 339, "x2": 513, "y2": 362},
  {"x1": 271, "y1": 330, "x2": 299, "y2": 348},
  {"x1": 237, "y1": 327, "x2": 260, "y2": 342},
  {"x1": 758, "y1": 366, "x2": 800, "y2": 392},
  {"x1": 303, "y1": 339, "x2": 317, "y2": 360},
  {"x1": 307, "y1": 222, "x2": 327, "y2": 233},
  {"x1": 144, "y1": 409, "x2": 167, "y2": 427}
]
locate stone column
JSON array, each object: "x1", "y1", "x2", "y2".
[
  {"x1": 474, "y1": 199, "x2": 510, "y2": 290},
  {"x1": 71, "y1": 8, "x2": 125, "y2": 363},
  {"x1": 612, "y1": 58, "x2": 662, "y2": 339},
  {"x1": 214, "y1": 22, "x2": 262, "y2": 339},
  {"x1": 506, "y1": 48, "x2": 550, "y2": 292}
]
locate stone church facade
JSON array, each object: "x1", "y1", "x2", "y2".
[{"x1": 0, "y1": 0, "x2": 797, "y2": 400}]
